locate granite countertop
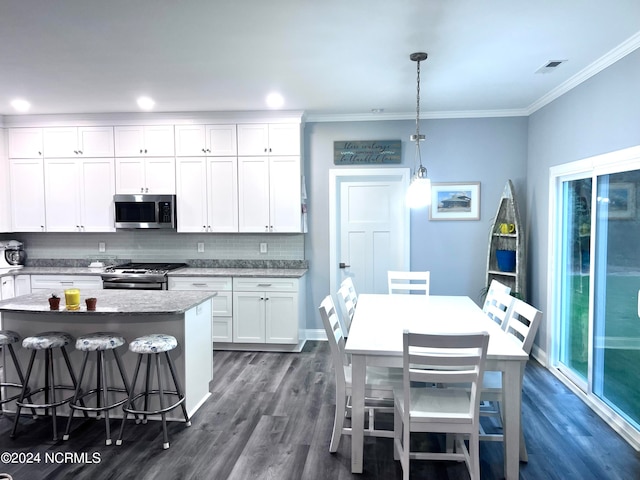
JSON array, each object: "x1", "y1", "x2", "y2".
[
  {"x1": 0, "y1": 289, "x2": 216, "y2": 315},
  {"x1": 168, "y1": 267, "x2": 307, "y2": 278},
  {"x1": 1, "y1": 267, "x2": 105, "y2": 276}
]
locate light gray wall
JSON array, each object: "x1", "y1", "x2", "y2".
[
  {"x1": 527, "y1": 48, "x2": 640, "y2": 351},
  {"x1": 304, "y1": 117, "x2": 528, "y2": 331}
]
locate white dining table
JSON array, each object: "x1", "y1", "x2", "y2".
[{"x1": 344, "y1": 294, "x2": 529, "y2": 479}]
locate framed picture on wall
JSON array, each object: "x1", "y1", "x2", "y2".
[
  {"x1": 608, "y1": 182, "x2": 636, "y2": 220},
  {"x1": 429, "y1": 182, "x2": 481, "y2": 221}
]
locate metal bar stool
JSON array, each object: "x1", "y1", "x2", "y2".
[
  {"x1": 0, "y1": 331, "x2": 36, "y2": 414},
  {"x1": 10, "y1": 331, "x2": 87, "y2": 441},
  {"x1": 63, "y1": 332, "x2": 134, "y2": 445},
  {"x1": 116, "y1": 334, "x2": 190, "y2": 450}
]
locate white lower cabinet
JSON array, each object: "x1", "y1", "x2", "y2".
[
  {"x1": 168, "y1": 276, "x2": 232, "y2": 343},
  {"x1": 30, "y1": 275, "x2": 103, "y2": 292},
  {"x1": 232, "y1": 277, "x2": 301, "y2": 344},
  {"x1": 14, "y1": 275, "x2": 31, "y2": 296},
  {"x1": 1, "y1": 276, "x2": 15, "y2": 300}
]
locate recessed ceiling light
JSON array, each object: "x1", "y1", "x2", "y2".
[
  {"x1": 137, "y1": 96, "x2": 155, "y2": 110},
  {"x1": 10, "y1": 98, "x2": 31, "y2": 112},
  {"x1": 266, "y1": 92, "x2": 284, "y2": 109},
  {"x1": 535, "y1": 60, "x2": 567, "y2": 74}
]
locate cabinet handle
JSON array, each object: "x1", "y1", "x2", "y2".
[
  {"x1": 61, "y1": 281, "x2": 74, "y2": 286},
  {"x1": 269, "y1": 147, "x2": 272, "y2": 153},
  {"x1": 74, "y1": 150, "x2": 78, "y2": 154},
  {"x1": 206, "y1": 148, "x2": 211, "y2": 153},
  {"x1": 264, "y1": 148, "x2": 267, "y2": 153},
  {"x1": 140, "y1": 149, "x2": 143, "y2": 154},
  {"x1": 145, "y1": 187, "x2": 149, "y2": 193},
  {"x1": 38, "y1": 151, "x2": 42, "y2": 156},
  {"x1": 257, "y1": 283, "x2": 272, "y2": 287},
  {"x1": 192, "y1": 283, "x2": 208, "y2": 287},
  {"x1": 140, "y1": 188, "x2": 144, "y2": 193},
  {"x1": 78, "y1": 150, "x2": 83, "y2": 155},
  {"x1": 41, "y1": 225, "x2": 45, "y2": 231},
  {"x1": 144, "y1": 149, "x2": 148, "y2": 154},
  {"x1": 202, "y1": 148, "x2": 206, "y2": 153}
]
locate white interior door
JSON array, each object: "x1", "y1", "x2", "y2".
[{"x1": 330, "y1": 168, "x2": 410, "y2": 295}]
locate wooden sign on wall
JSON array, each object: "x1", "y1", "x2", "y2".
[{"x1": 333, "y1": 140, "x2": 401, "y2": 164}]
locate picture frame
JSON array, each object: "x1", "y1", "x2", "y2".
[
  {"x1": 429, "y1": 182, "x2": 481, "y2": 221},
  {"x1": 608, "y1": 182, "x2": 636, "y2": 220}
]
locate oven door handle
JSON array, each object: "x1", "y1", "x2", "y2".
[{"x1": 103, "y1": 282, "x2": 164, "y2": 290}]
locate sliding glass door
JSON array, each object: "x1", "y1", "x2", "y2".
[{"x1": 552, "y1": 147, "x2": 640, "y2": 443}]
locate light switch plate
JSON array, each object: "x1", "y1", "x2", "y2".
[
  {"x1": 98, "y1": 242, "x2": 106, "y2": 253},
  {"x1": 260, "y1": 242, "x2": 268, "y2": 253},
  {"x1": 197, "y1": 242, "x2": 205, "y2": 253}
]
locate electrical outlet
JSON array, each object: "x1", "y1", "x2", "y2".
[
  {"x1": 98, "y1": 242, "x2": 106, "y2": 253},
  {"x1": 260, "y1": 242, "x2": 268, "y2": 253},
  {"x1": 197, "y1": 242, "x2": 205, "y2": 253}
]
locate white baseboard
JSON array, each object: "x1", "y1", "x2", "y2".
[{"x1": 304, "y1": 328, "x2": 327, "y2": 341}]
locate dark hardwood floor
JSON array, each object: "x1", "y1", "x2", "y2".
[{"x1": 0, "y1": 341, "x2": 638, "y2": 479}]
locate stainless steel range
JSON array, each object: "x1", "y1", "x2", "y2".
[{"x1": 101, "y1": 262, "x2": 187, "y2": 290}]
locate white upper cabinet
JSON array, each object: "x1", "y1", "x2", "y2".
[
  {"x1": 10, "y1": 158, "x2": 46, "y2": 231},
  {"x1": 43, "y1": 126, "x2": 114, "y2": 158},
  {"x1": 8, "y1": 128, "x2": 43, "y2": 158},
  {"x1": 237, "y1": 123, "x2": 300, "y2": 156},
  {"x1": 114, "y1": 125, "x2": 175, "y2": 157},
  {"x1": 238, "y1": 156, "x2": 301, "y2": 233},
  {"x1": 115, "y1": 157, "x2": 176, "y2": 194},
  {"x1": 175, "y1": 124, "x2": 237, "y2": 156},
  {"x1": 44, "y1": 158, "x2": 115, "y2": 232},
  {"x1": 176, "y1": 156, "x2": 238, "y2": 232}
]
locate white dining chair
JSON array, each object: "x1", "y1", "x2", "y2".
[
  {"x1": 479, "y1": 298, "x2": 542, "y2": 459},
  {"x1": 318, "y1": 295, "x2": 401, "y2": 452},
  {"x1": 482, "y1": 279, "x2": 511, "y2": 319},
  {"x1": 387, "y1": 271, "x2": 430, "y2": 295},
  {"x1": 393, "y1": 330, "x2": 489, "y2": 480},
  {"x1": 337, "y1": 282, "x2": 357, "y2": 336},
  {"x1": 484, "y1": 288, "x2": 514, "y2": 329},
  {"x1": 340, "y1": 277, "x2": 358, "y2": 305}
]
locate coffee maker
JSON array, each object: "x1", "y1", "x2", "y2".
[{"x1": 0, "y1": 240, "x2": 26, "y2": 270}]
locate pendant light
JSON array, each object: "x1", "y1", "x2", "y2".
[{"x1": 406, "y1": 52, "x2": 431, "y2": 209}]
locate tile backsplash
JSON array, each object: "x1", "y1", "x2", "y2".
[{"x1": 1, "y1": 231, "x2": 305, "y2": 264}]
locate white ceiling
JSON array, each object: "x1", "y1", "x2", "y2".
[{"x1": 1, "y1": 0, "x2": 639, "y2": 119}]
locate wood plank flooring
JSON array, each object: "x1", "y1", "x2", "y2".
[{"x1": 0, "y1": 341, "x2": 638, "y2": 479}]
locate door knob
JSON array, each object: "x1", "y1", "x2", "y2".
[{"x1": 339, "y1": 262, "x2": 350, "y2": 269}]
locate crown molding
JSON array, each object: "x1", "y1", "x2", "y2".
[
  {"x1": 527, "y1": 31, "x2": 640, "y2": 114},
  {"x1": 305, "y1": 108, "x2": 528, "y2": 123}
]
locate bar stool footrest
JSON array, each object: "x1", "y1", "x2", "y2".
[
  {"x1": 0, "y1": 383, "x2": 32, "y2": 405},
  {"x1": 123, "y1": 390, "x2": 185, "y2": 416},
  {"x1": 16, "y1": 386, "x2": 76, "y2": 409},
  {"x1": 69, "y1": 387, "x2": 129, "y2": 413}
]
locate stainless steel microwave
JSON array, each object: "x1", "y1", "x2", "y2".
[{"x1": 114, "y1": 194, "x2": 176, "y2": 229}]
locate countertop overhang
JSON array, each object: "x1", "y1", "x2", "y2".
[
  {"x1": 0, "y1": 289, "x2": 216, "y2": 315},
  {"x1": 0, "y1": 266, "x2": 308, "y2": 278}
]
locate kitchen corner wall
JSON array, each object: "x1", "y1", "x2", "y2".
[{"x1": 0, "y1": 232, "x2": 305, "y2": 263}]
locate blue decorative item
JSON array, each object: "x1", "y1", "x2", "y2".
[{"x1": 496, "y1": 249, "x2": 516, "y2": 272}]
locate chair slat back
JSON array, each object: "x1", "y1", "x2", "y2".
[
  {"x1": 340, "y1": 277, "x2": 358, "y2": 306},
  {"x1": 319, "y1": 295, "x2": 349, "y2": 374},
  {"x1": 485, "y1": 289, "x2": 514, "y2": 329},
  {"x1": 337, "y1": 283, "x2": 357, "y2": 334},
  {"x1": 402, "y1": 331, "x2": 489, "y2": 418},
  {"x1": 387, "y1": 271, "x2": 430, "y2": 295},
  {"x1": 503, "y1": 298, "x2": 542, "y2": 354},
  {"x1": 483, "y1": 279, "x2": 511, "y2": 311}
]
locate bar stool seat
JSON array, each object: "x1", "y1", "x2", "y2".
[
  {"x1": 11, "y1": 331, "x2": 86, "y2": 441},
  {"x1": 64, "y1": 332, "x2": 132, "y2": 445},
  {"x1": 117, "y1": 334, "x2": 190, "y2": 450}
]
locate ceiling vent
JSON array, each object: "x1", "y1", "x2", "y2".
[{"x1": 535, "y1": 60, "x2": 567, "y2": 74}]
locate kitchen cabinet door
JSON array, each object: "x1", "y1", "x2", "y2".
[
  {"x1": 176, "y1": 157, "x2": 208, "y2": 232},
  {"x1": 114, "y1": 125, "x2": 174, "y2": 157},
  {"x1": 208, "y1": 157, "x2": 238, "y2": 232},
  {"x1": 237, "y1": 123, "x2": 299, "y2": 156},
  {"x1": 44, "y1": 127, "x2": 114, "y2": 158},
  {"x1": 44, "y1": 158, "x2": 82, "y2": 232},
  {"x1": 115, "y1": 158, "x2": 146, "y2": 193},
  {"x1": 14, "y1": 275, "x2": 31, "y2": 296},
  {"x1": 10, "y1": 158, "x2": 46, "y2": 231},
  {"x1": 79, "y1": 158, "x2": 116, "y2": 232},
  {"x1": 145, "y1": 157, "x2": 176, "y2": 194},
  {"x1": 206, "y1": 125, "x2": 237, "y2": 156},
  {"x1": 237, "y1": 124, "x2": 269, "y2": 156},
  {"x1": 1, "y1": 275, "x2": 15, "y2": 300},
  {"x1": 269, "y1": 156, "x2": 301, "y2": 232},
  {"x1": 238, "y1": 157, "x2": 270, "y2": 232},
  {"x1": 175, "y1": 125, "x2": 207, "y2": 156},
  {"x1": 267, "y1": 124, "x2": 300, "y2": 156},
  {"x1": 265, "y1": 291, "x2": 298, "y2": 343},
  {"x1": 233, "y1": 292, "x2": 266, "y2": 343},
  {"x1": 8, "y1": 128, "x2": 43, "y2": 159}
]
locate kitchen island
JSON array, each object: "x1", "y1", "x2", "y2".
[{"x1": 0, "y1": 289, "x2": 214, "y2": 420}]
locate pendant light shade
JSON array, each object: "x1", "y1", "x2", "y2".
[{"x1": 406, "y1": 52, "x2": 431, "y2": 209}]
